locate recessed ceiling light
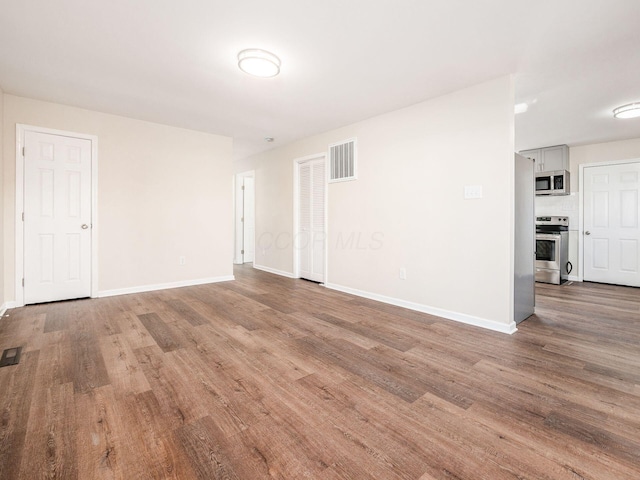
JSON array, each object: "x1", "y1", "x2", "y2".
[
  {"x1": 613, "y1": 102, "x2": 640, "y2": 119},
  {"x1": 514, "y1": 102, "x2": 528, "y2": 114},
  {"x1": 265, "y1": 137, "x2": 274, "y2": 142},
  {"x1": 238, "y1": 49, "x2": 281, "y2": 78}
]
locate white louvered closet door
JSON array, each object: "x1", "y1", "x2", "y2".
[{"x1": 298, "y1": 158, "x2": 325, "y2": 282}]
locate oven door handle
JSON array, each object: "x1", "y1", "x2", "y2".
[{"x1": 536, "y1": 233, "x2": 561, "y2": 240}]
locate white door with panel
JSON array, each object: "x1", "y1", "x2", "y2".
[
  {"x1": 298, "y1": 159, "x2": 325, "y2": 282},
  {"x1": 584, "y1": 162, "x2": 640, "y2": 287},
  {"x1": 24, "y1": 131, "x2": 93, "y2": 303}
]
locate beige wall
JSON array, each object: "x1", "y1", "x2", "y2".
[
  {"x1": 570, "y1": 137, "x2": 640, "y2": 179},
  {"x1": 240, "y1": 76, "x2": 517, "y2": 332},
  {"x1": 3, "y1": 94, "x2": 233, "y2": 301},
  {"x1": 0, "y1": 86, "x2": 4, "y2": 308}
]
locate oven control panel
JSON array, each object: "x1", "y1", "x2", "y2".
[{"x1": 536, "y1": 216, "x2": 569, "y2": 226}]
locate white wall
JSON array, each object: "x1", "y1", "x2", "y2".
[
  {"x1": 0, "y1": 86, "x2": 4, "y2": 310},
  {"x1": 240, "y1": 76, "x2": 517, "y2": 332},
  {"x1": 570, "y1": 137, "x2": 640, "y2": 176},
  {"x1": 3, "y1": 94, "x2": 234, "y2": 301}
]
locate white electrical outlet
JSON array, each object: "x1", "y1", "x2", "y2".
[
  {"x1": 399, "y1": 268, "x2": 407, "y2": 280},
  {"x1": 179, "y1": 256, "x2": 186, "y2": 266}
]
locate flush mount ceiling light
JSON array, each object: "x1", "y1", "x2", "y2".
[
  {"x1": 613, "y1": 102, "x2": 640, "y2": 119},
  {"x1": 238, "y1": 49, "x2": 281, "y2": 78}
]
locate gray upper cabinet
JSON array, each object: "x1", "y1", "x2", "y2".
[{"x1": 519, "y1": 145, "x2": 569, "y2": 172}]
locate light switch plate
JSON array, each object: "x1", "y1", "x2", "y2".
[{"x1": 464, "y1": 185, "x2": 483, "y2": 199}]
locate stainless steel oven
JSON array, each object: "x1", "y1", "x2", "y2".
[{"x1": 535, "y1": 216, "x2": 571, "y2": 284}]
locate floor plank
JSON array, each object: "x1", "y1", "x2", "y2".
[
  {"x1": 19, "y1": 382, "x2": 77, "y2": 480},
  {"x1": 70, "y1": 330, "x2": 111, "y2": 394},
  {"x1": 137, "y1": 313, "x2": 184, "y2": 353},
  {"x1": 0, "y1": 351, "x2": 39, "y2": 480}
]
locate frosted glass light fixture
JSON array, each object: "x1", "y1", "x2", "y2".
[
  {"x1": 238, "y1": 49, "x2": 281, "y2": 77},
  {"x1": 613, "y1": 102, "x2": 640, "y2": 119}
]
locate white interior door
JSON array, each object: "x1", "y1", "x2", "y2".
[
  {"x1": 243, "y1": 177, "x2": 255, "y2": 263},
  {"x1": 298, "y1": 158, "x2": 325, "y2": 282},
  {"x1": 24, "y1": 131, "x2": 93, "y2": 303},
  {"x1": 584, "y1": 162, "x2": 640, "y2": 287}
]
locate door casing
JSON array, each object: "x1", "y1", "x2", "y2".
[
  {"x1": 293, "y1": 153, "x2": 327, "y2": 281},
  {"x1": 15, "y1": 124, "x2": 99, "y2": 306}
]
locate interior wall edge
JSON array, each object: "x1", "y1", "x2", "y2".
[{"x1": 0, "y1": 88, "x2": 4, "y2": 309}]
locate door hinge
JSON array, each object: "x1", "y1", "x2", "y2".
[
  {"x1": 21, "y1": 212, "x2": 24, "y2": 221},
  {"x1": 241, "y1": 217, "x2": 244, "y2": 222},
  {"x1": 22, "y1": 278, "x2": 24, "y2": 287},
  {"x1": 241, "y1": 250, "x2": 244, "y2": 254},
  {"x1": 22, "y1": 147, "x2": 25, "y2": 157},
  {"x1": 241, "y1": 185, "x2": 245, "y2": 190}
]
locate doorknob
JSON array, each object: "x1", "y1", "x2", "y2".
[
  {"x1": 81, "y1": 224, "x2": 89, "y2": 230},
  {"x1": 585, "y1": 231, "x2": 591, "y2": 235}
]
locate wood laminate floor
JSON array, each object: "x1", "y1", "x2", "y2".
[{"x1": 0, "y1": 266, "x2": 639, "y2": 479}]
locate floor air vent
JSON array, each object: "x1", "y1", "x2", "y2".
[{"x1": 0, "y1": 347, "x2": 22, "y2": 367}]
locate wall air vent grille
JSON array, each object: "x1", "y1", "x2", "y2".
[{"x1": 329, "y1": 138, "x2": 357, "y2": 182}]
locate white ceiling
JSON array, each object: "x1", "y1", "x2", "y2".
[{"x1": 1, "y1": 0, "x2": 639, "y2": 160}]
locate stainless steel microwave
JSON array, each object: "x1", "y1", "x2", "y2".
[{"x1": 535, "y1": 170, "x2": 570, "y2": 195}]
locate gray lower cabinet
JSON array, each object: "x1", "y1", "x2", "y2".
[{"x1": 520, "y1": 144, "x2": 569, "y2": 172}]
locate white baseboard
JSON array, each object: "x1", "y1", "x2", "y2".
[
  {"x1": 98, "y1": 275, "x2": 235, "y2": 298},
  {"x1": 253, "y1": 264, "x2": 296, "y2": 279},
  {"x1": 324, "y1": 282, "x2": 517, "y2": 335},
  {"x1": 0, "y1": 301, "x2": 18, "y2": 315},
  {"x1": 568, "y1": 275, "x2": 581, "y2": 282}
]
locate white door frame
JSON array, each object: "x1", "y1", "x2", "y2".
[
  {"x1": 234, "y1": 170, "x2": 255, "y2": 264},
  {"x1": 293, "y1": 153, "x2": 328, "y2": 281},
  {"x1": 15, "y1": 124, "x2": 99, "y2": 306},
  {"x1": 578, "y1": 157, "x2": 640, "y2": 282}
]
